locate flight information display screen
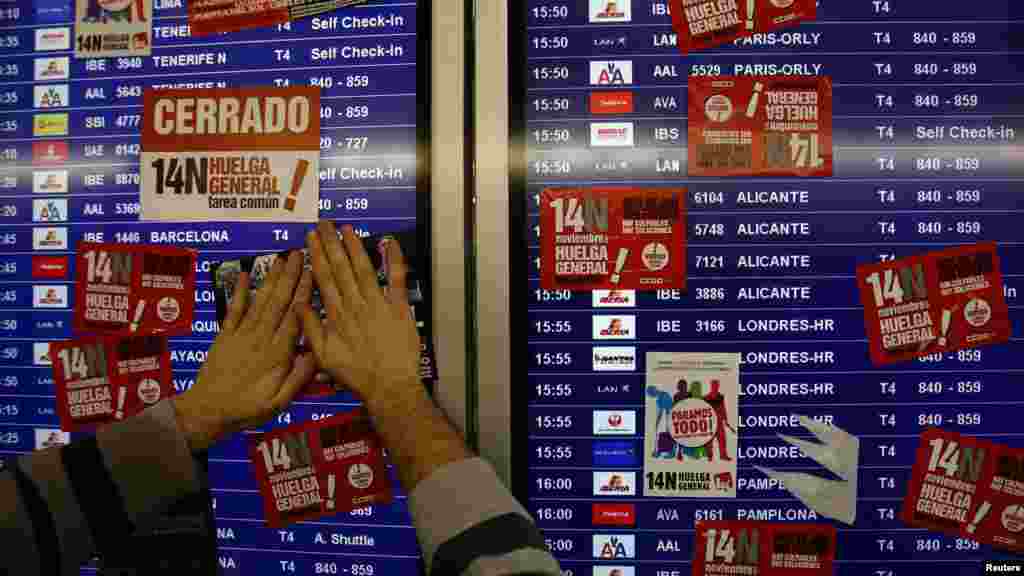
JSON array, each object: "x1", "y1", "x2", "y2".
[
  {"x1": 509, "y1": 1, "x2": 1023, "y2": 574},
  {"x1": 0, "y1": 1, "x2": 428, "y2": 574}
]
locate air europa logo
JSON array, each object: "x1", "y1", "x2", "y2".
[
  {"x1": 592, "y1": 503, "x2": 636, "y2": 526},
  {"x1": 591, "y1": 91, "x2": 634, "y2": 114},
  {"x1": 151, "y1": 95, "x2": 313, "y2": 136}
]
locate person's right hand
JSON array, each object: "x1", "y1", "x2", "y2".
[{"x1": 300, "y1": 221, "x2": 423, "y2": 412}]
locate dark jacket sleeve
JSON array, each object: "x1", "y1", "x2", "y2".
[
  {"x1": 407, "y1": 457, "x2": 562, "y2": 576},
  {"x1": 0, "y1": 400, "x2": 204, "y2": 575}
]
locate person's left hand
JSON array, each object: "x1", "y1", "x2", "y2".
[{"x1": 173, "y1": 251, "x2": 317, "y2": 451}]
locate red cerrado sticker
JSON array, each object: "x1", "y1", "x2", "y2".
[
  {"x1": 901, "y1": 429, "x2": 1024, "y2": 553},
  {"x1": 669, "y1": 0, "x2": 817, "y2": 53},
  {"x1": 249, "y1": 410, "x2": 392, "y2": 528},
  {"x1": 50, "y1": 334, "x2": 171, "y2": 432},
  {"x1": 541, "y1": 187, "x2": 686, "y2": 291},
  {"x1": 693, "y1": 520, "x2": 836, "y2": 576},
  {"x1": 73, "y1": 243, "x2": 196, "y2": 337},
  {"x1": 856, "y1": 242, "x2": 1010, "y2": 366},
  {"x1": 689, "y1": 76, "x2": 832, "y2": 178}
]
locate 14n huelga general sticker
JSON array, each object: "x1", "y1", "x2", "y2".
[
  {"x1": 856, "y1": 242, "x2": 1010, "y2": 365},
  {"x1": 693, "y1": 521, "x2": 836, "y2": 576},
  {"x1": 541, "y1": 187, "x2": 686, "y2": 291},
  {"x1": 645, "y1": 352, "x2": 738, "y2": 498},
  {"x1": 75, "y1": 0, "x2": 153, "y2": 58},
  {"x1": 141, "y1": 87, "x2": 320, "y2": 222}
]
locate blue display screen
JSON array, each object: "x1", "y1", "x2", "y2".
[
  {"x1": 0, "y1": 0, "x2": 427, "y2": 573},
  {"x1": 511, "y1": 1, "x2": 1023, "y2": 574}
]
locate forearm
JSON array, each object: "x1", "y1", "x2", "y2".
[
  {"x1": 0, "y1": 400, "x2": 206, "y2": 575},
  {"x1": 364, "y1": 384, "x2": 471, "y2": 494}
]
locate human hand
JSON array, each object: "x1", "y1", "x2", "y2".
[
  {"x1": 174, "y1": 251, "x2": 318, "y2": 451},
  {"x1": 300, "y1": 221, "x2": 423, "y2": 414}
]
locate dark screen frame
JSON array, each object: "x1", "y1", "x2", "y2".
[{"x1": 507, "y1": 0, "x2": 531, "y2": 507}]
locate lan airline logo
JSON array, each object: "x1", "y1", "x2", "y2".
[
  {"x1": 592, "y1": 346, "x2": 636, "y2": 372},
  {"x1": 33, "y1": 227, "x2": 68, "y2": 250},
  {"x1": 34, "y1": 27, "x2": 71, "y2": 51},
  {"x1": 593, "y1": 409, "x2": 636, "y2": 435},
  {"x1": 33, "y1": 170, "x2": 68, "y2": 193},
  {"x1": 593, "y1": 315, "x2": 635, "y2": 340},
  {"x1": 590, "y1": 61, "x2": 633, "y2": 86},
  {"x1": 589, "y1": 0, "x2": 631, "y2": 23},
  {"x1": 33, "y1": 199, "x2": 67, "y2": 222},
  {"x1": 592, "y1": 289, "x2": 635, "y2": 308},
  {"x1": 592, "y1": 471, "x2": 636, "y2": 496},
  {"x1": 33, "y1": 113, "x2": 68, "y2": 137},
  {"x1": 593, "y1": 534, "x2": 636, "y2": 559},
  {"x1": 590, "y1": 91, "x2": 634, "y2": 115},
  {"x1": 593, "y1": 568, "x2": 635, "y2": 576},
  {"x1": 34, "y1": 85, "x2": 68, "y2": 108},
  {"x1": 590, "y1": 122, "x2": 634, "y2": 147},
  {"x1": 33, "y1": 141, "x2": 69, "y2": 165},
  {"x1": 34, "y1": 57, "x2": 69, "y2": 81},
  {"x1": 34, "y1": 285, "x2": 68, "y2": 308},
  {"x1": 33, "y1": 342, "x2": 53, "y2": 366},
  {"x1": 35, "y1": 428, "x2": 71, "y2": 450}
]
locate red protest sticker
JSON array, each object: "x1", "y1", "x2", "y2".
[
  {"x1": 249, "y1": 411, "x2": 392, "y2": 528},
  {"x1": 313, "y1": 411, "x2": 393, "y2": 514},
  {"x1": 50, "y1": 334, "x2": 172, "y2": 432},
  {"x1": 187, "y1": 0, "x2": 367, "y2": 37},
  {"x1": 540, "y1": 187, "x2": 686, "y2": 291},
  {"x1": 689, "y1": 76, "x2": 832, "y2": 178},
  {"x1": 669, "y1": 0, "x2": 817, "y2": 53},
  {"x1": 693, "y1": 521, "x2": 836, "y2": 576},
  {"x1": 902, "y1": 429, "x2": 1024, "y2": 554},
  {"x1": 73, "y1": 243, "x2": 196, "y2": 337},
  {"x1": 856, "y1": 242, "x2": 1010, "y2": 366}
]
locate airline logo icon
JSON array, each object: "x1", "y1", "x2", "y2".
[
  {"x1": 34, "y1": 343, "x2": 53, "y2": 366},
  {"x1": 592, "y1": 290, "x2": 636, "y2": 308},
  {"x1": 593, "y1": 471, "x2": 636, "y2": 496},
  {"x1": 590, "y1": 61, "x2": 633, "y2": 85},
  {"x1": 33, "y1": 227, "x2": 67, "y2": 250},
  {"x1": 593, "y1": 534, "x2": 636, "y2": 559},
  {"x1": 592, "y1": 440, "x2": 638, "y2": 466},
  {"x1": 33, "y1": 285, "x2": 68, "y2": 308},
  {"x1": 592, "y1": 503, "x2": 636, "y2": 526},
  {"x1": 593, "y1": 315, "x2": 635, "y2": 340},
  {"x1": 593, "y1": 410, "x2": 637, "y2": 435},
  {"x1": 592, "y1": 346, "x2": 636, "y2": 371},
  {"x1": 35, "y1": 27, "x2": 71, "y2": 51},
  {"x1": 33, "y1": 141, "x2": 69, "y2": 165},
  {"x1": 34, "y1": 57, "x2": 70, "y2": 81},
  {"x1": 35, "y1": 428, "x2": 70, "y2": 450},
  {"x1": 33, "y1": 113, "x2": 68, "y2": 137},
  {"x1": 590, "y1": 91, "x2": 634, "y2": 114},
  {"x1": 0, "y1": 174, "x2": 15, "y2": 189},
  {"x1": 589, "y1": 0, "x2": 631, "y2": 23},
  {"x1": 32, "y1": 256, "x2": 69, "y2": 278},
  {"x1": 33, "y1": 199, "x2": 67, "y2": 222},
  {"x1": 590, "y1": 122, "x2": 634, "y2": 147},
  {"x1": 33, "y1": 170, "x2": 68, "y2": 193},
  {"x1": 34, "y1": 84, "x2": 68, "y2": 108},
  {"x1": 593, "y1": 568, "x2": 635, "y2": 576}
]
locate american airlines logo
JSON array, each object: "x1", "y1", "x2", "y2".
[
  {"x1": 593, "y1": 534, "x2": 636, "y2": 559},
  {"x1": 592, "y1": 471, "x2": 636, "y2": 495},
  {"x1": 593, "y1": 289, "x2": 635, "y2": 308},
  {"x1": 34, "y1": 84, "x2": 68, "y2": 108},
  {"x1": 33, "y1": 198, "x2": 67, "y2": 222},
  {"x1": 590, "y1": 61, "x2": 633, "y2": 85},
  {"x1": 593, "y1": 315, "x2": 635, "y2": 340},
  {"x1": 592, "y1": 346, "x2": 635, "y2": 371},
  {"x1": 590, "y1": 122, "x2": 634, "y2": 147},
  {"x1": 33, "y1": 343, "x2": 52, "y2": 366}
]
